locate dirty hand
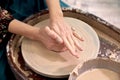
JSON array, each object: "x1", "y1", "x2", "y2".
[
  {"x1": 49, "y1": 17, "x2": 84, "y2": 58},
  {"x1": 35, "y1": 26, "x2": 67, "y2": 52}
]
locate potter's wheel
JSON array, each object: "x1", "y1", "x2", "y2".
[{"x1": 21, "y1": 17, "x2": 100, "y2": 78}]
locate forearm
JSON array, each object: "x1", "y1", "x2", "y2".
[
  {"x1": 46, "y1": 0, "x2": 63, "y2": 21},
  {"x1": 8, "y1": 19, "x2": 38, "y2": 40}
]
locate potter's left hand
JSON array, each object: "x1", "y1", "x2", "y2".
[
  {"x1": 49, "y1": 17, "x2": 84, "y2": 58},
  {"x1": 46, "y1": 0, "x2": 83, "y2": 58}
]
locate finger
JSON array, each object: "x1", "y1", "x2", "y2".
[
  {"x1": 63, "y1": 37, "x2": 79, "y2": 58},
  {"x1": 74, "y1": 36, "x2": 83, "y2": 51},
  {"x1": 72, "y1": 30, "x2": 84, "y2": 41},
  {"x1": 50, "y1": 24, "x2": 61, "y2": 36},
  {"x1": 45, "y1": 26, "x2": 63, "y2": 44},
  {"x1": 71, "y1": 27, "x2": 75, "y2": 31},
  {"x1": 61, "y1": 47, "x2": 67, "y2": 51},
  {"x1": 67, "y1": 35, "x2": 75, "y2": 51},
  {"x1": 50, "y1": 43, "x2": 66, "y2": 52}
]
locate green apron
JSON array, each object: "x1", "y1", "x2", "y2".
[{"x1": 0, "y1": 0, "x2": 68, "y2": 80}]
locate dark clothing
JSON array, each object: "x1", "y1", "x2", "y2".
[{"x1": 0, "y1": 0, "x2": 68, "y2": 80}]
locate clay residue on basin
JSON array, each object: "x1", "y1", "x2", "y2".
[{"x1": 76, "y1": 68, "x2": 120, "y2": 80}]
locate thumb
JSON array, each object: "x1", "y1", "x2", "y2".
[{"x1": 45, "y1": 26, "x2": 63, "y2": 44}]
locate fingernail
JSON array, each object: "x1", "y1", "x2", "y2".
[
  {"x1": 61, "y1": 47, "x2": 67, "y2": 51},
  {"x1": 73, "y1": 52, "x2": 79, "y2": 58},
  {"x1": 56, "y1": 38, "x2": 63, "y2": 44},
  {"x1": 81, "y1": 38, "x2": 84, "y2": 41},
  {"x1": 80, "y1": 48, "x2": 83, "y2": 51},
  {"x1": 75, "y1": 55, "x2": 79, "y2": 58},
  {"x1": 78, "y1": 46, "x2": 83, "y2": 51},
  {"x1": 75, "y1": 51, "x2": 80, "y2": 58}
]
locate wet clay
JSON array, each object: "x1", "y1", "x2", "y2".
[
  {"x1": 76, "y1": 69, "x2": 120, "y2": 80},
  {"x1": 21, "y1": 17, "x2": 99, "y2": 77}
]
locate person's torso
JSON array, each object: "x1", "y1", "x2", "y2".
[{"x1": 0, "y1": 0, "x2": 47, "y2": 20}]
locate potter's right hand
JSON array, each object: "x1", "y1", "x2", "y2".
[
  {"x1": 34, "y1": 26, "x2": 67, "y2": 52},
  {"x1": 8, "y1": 19, "x2": 66, "y2": 52}
]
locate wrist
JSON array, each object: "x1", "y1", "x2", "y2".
[
  {"x1": 30, "y1": 27, "x2": 40, "y2": 41},
  {"x1": 50, "y1": 10, "x2": 63, "y2": 22}
]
